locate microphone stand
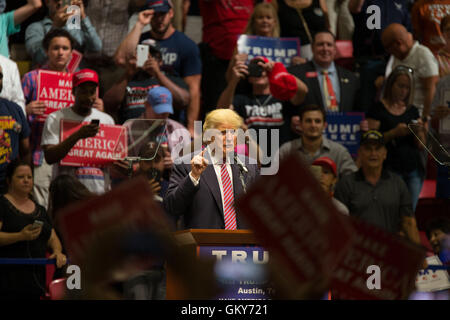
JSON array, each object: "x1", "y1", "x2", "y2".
[{"x1": 234, "y1": 154, "x2": 248, "y2": 194}]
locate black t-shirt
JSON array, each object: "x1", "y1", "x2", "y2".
[
  {"x1": 233, "y1": 94, "x2": 296, "y2": 162},
  {"x1": 0, "y1": 195, "x2": 52, "y2": 296},
  {"x1": 367, "y1": 101, "x2": 421, "y2": 174},
  {"x1": 118, "y1": 71, "x2": 188, "y2": 125},
  {"x1": 278, "y1": 0, "x2": 327, "y2": 46}
]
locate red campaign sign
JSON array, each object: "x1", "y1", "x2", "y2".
[
  {"x1": 60, "y1": 120, "x2": 128, "y2": 167},
  {"x1": 330, "y1": 218, "x2": 426, "y2": 300},
  {"x1": 37, "y1": 70, "x2": 74, "y2": 120},
  {"x1": 67, "y1": 49, "x2": 82, "y2": 74},
  {"x1": 236, "y1": 153, "x2": 355, "y2": 285},
  {"x1": 58, "y1": 177, "x2": 170, "y2": 265}
]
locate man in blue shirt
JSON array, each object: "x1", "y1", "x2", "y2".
[{"x1": 114, "y1": 0, "x2": 201, "y2": 137}]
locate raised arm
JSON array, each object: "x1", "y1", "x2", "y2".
[
  {"x1": 73, "y1": 0, "x2": 102, "y2": 53},
  {"x1": 217, "y1": 59, "x2": 248, "y2": 108},
  {"x1": 143, "y1": 56, "x2": 190, "y2": 109},
  {"x1": 289, "y1": 77, "x2": 308, "y2": 106},
  {"x1": 184, "y1": 74, "x2": 201, "y2": 136},
  {"x1": 13, "y1": 0, "x2": 42, "y2": 26},
  {"x1": 114, "y1": 9, "x2": 154, "y2": 67},
  {"x1": 103, "y1": 57, "x2": 138, "y2": 117}
]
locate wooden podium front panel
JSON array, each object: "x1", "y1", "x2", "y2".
[{"x1": 173, "y1": 229, "x2": 259, "y2": 246}]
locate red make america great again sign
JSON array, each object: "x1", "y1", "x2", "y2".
[
  {"x1": 37, "y1": 70, "x2": 74, "y2": 119},
  {"x1": 60, "y1": 120, "x2": 128, "y2": 167}
]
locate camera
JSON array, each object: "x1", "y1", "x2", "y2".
[{"x1": 247, "y1": 58, "x2": 265, "y2": 78}]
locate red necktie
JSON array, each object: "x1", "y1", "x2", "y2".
[
  {"x1": 220, "y1": 163, "x2": 237, "y2": 230},
  {"x1": 322, "y1": 70, "x2": 338, "y2": 111}
]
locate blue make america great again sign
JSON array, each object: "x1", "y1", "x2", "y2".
[
  {"x1": 325, "y1": 112, "x2": 365, "y2": 156},
  {"x1": 199, "y1": 246, "x2": 274, "y2": 300},
  {"x1": 237, "y1": 35, "x2": 300, "y2": 66}
]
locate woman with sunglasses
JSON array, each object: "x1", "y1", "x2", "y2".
[{"x1": 366, "y1": 65, "x2": 427, "y2": 211}]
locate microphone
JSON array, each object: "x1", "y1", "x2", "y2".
[{"x1": 234, "y1": 153, "x2": 248, "y2": 174}]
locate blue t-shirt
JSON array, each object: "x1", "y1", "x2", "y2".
[
  {"x1": 140, "y1": 30, "x2": 202, "y2": 78},
  {"x1": 0, "y1": 98, "x2": 31, "y2": 187}
]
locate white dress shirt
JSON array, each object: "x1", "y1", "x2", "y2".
[
  {"x1": 0, "y1": 55, "x2": 25, "y2": 113},
  {"x1": 189, "y1": 145, "x2": 234, "y2": 213}
]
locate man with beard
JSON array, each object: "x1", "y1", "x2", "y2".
[
  {"x1": 278, "y1": 104, "x2": 357, "y2": 178},
  {"x1": 41, "y1": 69, "x2": 114, "y2": 194},
  {"x1": 114, "y1": 0, "x2": 201, "y2": 137},
  {"x1": 0, "y1": 65, "x2": 31, "y2": 193}
]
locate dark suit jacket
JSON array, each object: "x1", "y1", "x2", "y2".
[
  {"x1": 163, "y1": 151, "x2": 260, "y2": 229},
  {"x1": 288, "y1": 61, "x2": 360, "y2": 112}
]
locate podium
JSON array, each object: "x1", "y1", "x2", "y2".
[{"x1": 166, "y1": 229, "x2": 267, "y2": 299}]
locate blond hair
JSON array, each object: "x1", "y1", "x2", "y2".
[
  {"x1": 244, "y1": 2, "x2": 280, "y2": 38},
  {"x1": 203, "y1": 109, "x2": 243, "y2": 143}
]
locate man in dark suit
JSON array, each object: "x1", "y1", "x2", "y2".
[
  {"x1": 164, "y1": 109, "x2": 260, "y2": 229},
  {"x1": 288, "y1": 30, "x2": 360, "y2": 114}
]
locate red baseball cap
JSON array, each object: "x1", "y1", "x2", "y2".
[
  {"x1": 268, "y1": 62, "x2": 297, "y2": 101},
  {"x1": 72, "y1": 69, "x2": 99, "y2": 88},
  {"x1": 312, "y1": 157, "x2": 337, "y2": 176}
]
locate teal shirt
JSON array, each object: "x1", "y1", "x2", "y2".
[{"x1": 0, "y1": 11, "x2": 20, "y2": 58}]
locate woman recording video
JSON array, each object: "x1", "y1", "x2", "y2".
[{"x1": 0, "y1": 159, "x2": 66, "y2": 299}]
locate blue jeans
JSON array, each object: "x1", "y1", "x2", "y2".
[{"x1": 398, "y1": 169, "x2": 424, "y2": 212}]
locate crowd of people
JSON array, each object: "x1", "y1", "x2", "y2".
[{"x1": 0, "y1": 0, "x2": 449, "y2": 299}]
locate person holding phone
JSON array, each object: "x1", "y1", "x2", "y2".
[
  {"x1": 41, "y1": 69, "x2": 115, "y2": 195},
  {"x1": 22, "y1": 28, "x2": 102, "y2": 209},
  {"x1": 366, "y1": 65, "x2": 427, "y2": 211},
  {"x1": 217, "y1": 56, "x2": 308, "y2": 167},
  {"x1": 25, "y1": 0, "x2": 102, "y2": 67},
  {"x1": 0, "y1": 159, "x2": 66, "y2": 299},
  {"x1": 114, "y1": 0, "x2": 201, "y2": 136}
]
